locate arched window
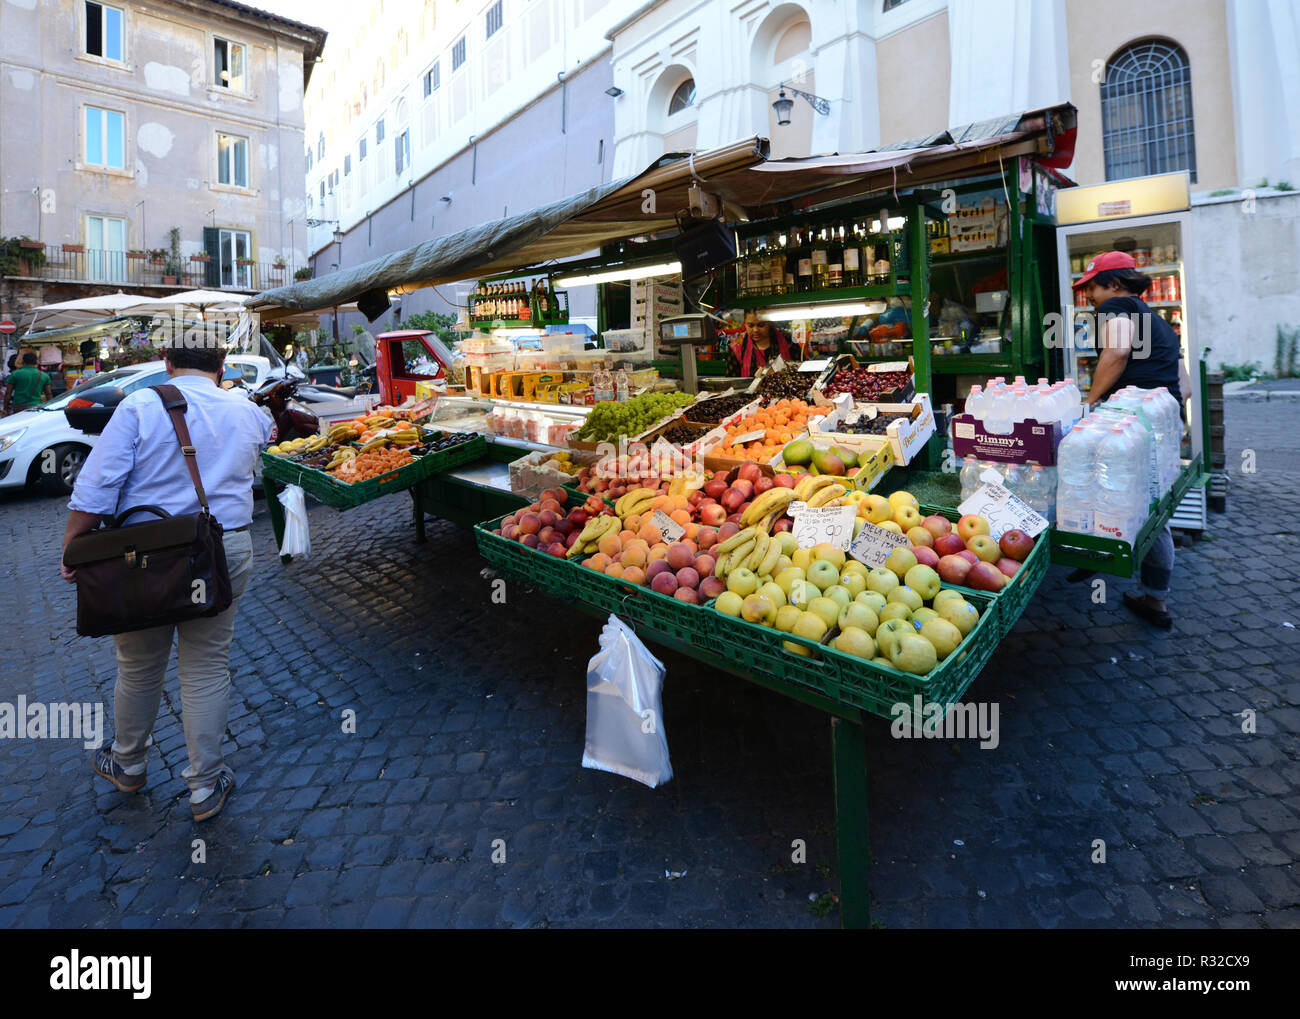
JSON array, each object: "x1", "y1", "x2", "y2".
[
  {"x1": 317, "y1": 132, "x2": 325, "y2": 160},
  {"x1": 882, "y1": 0, "x2": 911, "y2": 10},
  {"x1": 1101, "y1": 39, "x2": 1197, "y2": 183},
  {"x1": 668, "y1": 79, "x2": 695, "y2": 116}
]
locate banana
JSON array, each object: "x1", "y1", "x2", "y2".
[
  {"x1": 757, "y1": 534, "x2": 783, "y2": 577},
  {"x1": 808, "y1": 484, "x2": 848, "y2": 508},
  {"x1": 358, "y1": 436, "x2": 391, "y2": 454},
  {"x1": 714, "y1": 526, "x2": 758, "y2": 555},
  {"x1": 723, "y1": 537, "x2": 755, "y2": 573},
  {"x1": 712, "y1": 550, "x2": 732, "y2": 577},
  {"x1": 744, "y1": 531, "x2": 771, "y2": 572},
  {"x1": 797, "y1": 475, "x2": 837, "y2": 501},
  {"x1": 761, "y1": 504, "x2": 789, "y2": 534},
  {"x1": 615, "y1": 487, "x2": 657, "y2": 516},
  {"x1": 742, "y1": 488, "x2": 797, "y2": 527},
  {"x1": 622, "y1": 496, "x2": 656, "y2": 520},
  {"x1": 667, "y1": 477, "x2": 686, "y2": 498}
]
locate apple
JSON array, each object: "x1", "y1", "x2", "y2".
[
  {"x1": 806, "y1": 597, "x2": 841, "y2": 630},
  {"x1": 884, "y1": 548, "x2": 918, "y2": 580},
  {"x1": 726, "y1": 568, "x2": 759, "y2": 596},
  {"x1": 912, "y1": 607, "x2": 939, "y2": 627},
  {"x1": 688, "y1": 490, "x2": 705, "y2": 507},
  {"x1": 699, "y1": 503, "x2": 728, "y2": 527},
  {"x1": 876, "y1": 520, "x2": 904, "y2": 535},
  {"x1": 737, "y1": 462, "x2": 763, "y2": 485},
  {"x1": 700, "y1": 576, "x2": 727, "y2": 600},
  {"x1": 742, "y1": 594, "x2": 778, "y2": 626},
  {"x1": 696, "y1": 527, "x2": 719, "y2": 551},
  {"x1": 823, "y1": 585, "x2": 852, "y2": 612},
  {"x1": 887, "y1": 490, "x2": 919, "y2": 512},
  {"x1": 866, "y1": 567, "x2": 900, "y2": 596},
  {"x1": 838, "y1": 602, "x2": 879, "y2": 636},
  {"x1": 808, "y1": 559, "x2": 841, "y2": 591},
  {"x1": 904, "y1": 564, "x2": 942, "y2": 601},
  {"x1": 996, "y1": 557, "x2": 1021, "y2": 579},
  {"x1": 855, "y1": 590, "x2": 887, "y2": 614},
  {"x1": 937, "y1": 554, "x2": 973, "y2": 586},
  {"x1": 921, "y1": 514, "x2": 953, "y2": 540},
  {"x1": 813, "y1": 543, "x2": 847, "y2": 568},
  {"x1": 731, "y1": 478, "x2": 755, "y2": 500},
  {"x1": 773, "y1": 473, "x2": 797, "y2": 489},
  {"x1": 833, "y1": 627, "x2": 876, "y2": 661},
  {"x1": 891, "y1": 633, "x2": 937, "y2": 676},
  {"x1": 893, "y1": 505, "x2": 923, "y2": 531},
  {"x1": 717, "y1": 522, "x2": 740, "y2": 541},
  {"x1": 791, "y1": 610, "x2": 828, "y2": 645},
  {"x1": 839, "y1": 571, "x2": 867, "y2": 597},
  {"x1": 716, "y1": 591, "x2": 744, "y2": 616},
  {"x1": 758, "y1": 581, "x2": 787, "y2": 608},
  {"x1": 773, "y1": 517, "x2": 794, "y2": 533},
  {"x1": 754, "y1": 475, "x2": 776, "y2": 497},
  {"x1": 907, "y1": 526, "x2": 934, "y2": 548},
  {"x1": 933, "y1": 589, "x2": 965, "y2": 610},
  {"x1": 792, "y1": 548, "x2": 815, "y2": 572},
  {"x1": 933, "y1": 533, "x2": 966, "y2": 558},
  {"x1": 938, "y1": 598, "x2": 980, "y2": 636},
  {"x1": 910, "y1": 545, "x2": 940, "y2": 569},
  {"x1": 967, "y1": 561, "x2": 1007, "y2": 592},
  {"x1": 852, "y1": 518, "x2": 866, "y2": 538},
  {"x1": 887, "y1": 585, "x2": 923, "y2": 613},
  {"x1": 919, "y1": 617, "x2": 964, "y2": 659},
  {"x1": 875, "y1": 618, "x2": 914, "y2": 660},
  {"x1": 957, "y1": 549, "x2": 979, "y2": 566},
  {"x1": 999, "y1": 529, "x2": 1035, "y2": 561},
  {"x1": 775, "y1": 604, "x2": 803, "y2": 632},
  {"x1": 967, "y1": 534, "x2": 1001, "y2": 564},
  {"x1": 775, "y1": 567, "x2": 805, "y2": 596},
  {"x1": 775, "y1": 532, "x2": 799, "y2": 557},
  {"x1": 879, "y1": 602, "x2": 913, "y2": 624},
  {"x1": 721, "y1": 488, "x2": 747, "y2": 512},
  {"x1": 956, "y1": 514, "x2": 991, "y2": 541},
  {"x1": 863, "y1": 494, "x2": 892, "y2": 524},
  {"x1": 704, "y1": 478, "x2": 728, "y2": 500}
]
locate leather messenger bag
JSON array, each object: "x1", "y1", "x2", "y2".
[{"x1": 63, "y1": 384, "x2": 233, "y2": 637}]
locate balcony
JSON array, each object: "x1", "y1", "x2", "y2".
[{"x1": 2, "y1": 246, "x2": 306, "y2": 292}]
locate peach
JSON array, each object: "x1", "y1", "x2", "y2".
[
  {"x1": 670, "y1": 508, "x2": 691, "y2": 527},
  {"x1": 539, "y1": 499, "x2": 562, "y2": 514},
  {"x1": 604, "y1": 563, "x2": 624, "y2": 578},
  {"x1": 685, "y1": 522, "x2": 700, "y2": 540},
  {"x1": 621, "y1": 565, "x2": 646, "y2": 586},
  {"x1": 666, "y1": 543, "x2": 695, "y2": 571},
  {"x1": 624, "y1": 514, "x2": 642, "y2": 533},
  {"x1": 597, "y1": 534, "x2": 622, "y2": 558},
  {"x1": 648, "y1": 545, "x2": 668, "y2": 562},
  {"x1": 621, "y1": 546, "x2": 648, "y2": 568},
  {"x1": 619, "y1": 529, "x2": 638, "y2": 545},
  {"x1": 694, "y1": 553, "x2": 716, "y2": 577},
  {"x1": 638, "y1": 523, "x2": 662, "y2": 544},
  {"x1": 645, "y1": 559, "x2": 673, "y2": 581},
  {"x1": 588, "y1": 553, "x2": 611, "y2": 572},
  {"x1": 651, "y1": 495, "x2": 673, "y2": 513},
  {"x1": 696, "y1": 526, "x2": 719, "y2": 550}
]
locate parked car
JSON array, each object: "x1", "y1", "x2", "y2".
[{"x1": 0, "y1": 355, "x2": 276, "y2": 495}]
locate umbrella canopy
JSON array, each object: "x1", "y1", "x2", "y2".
[
  {"x1": 24, "y1": 292, "x2": 159, "y2": 333},
  {"x1": 143, "y1": 290, "x2": 248, "y2": 320}
]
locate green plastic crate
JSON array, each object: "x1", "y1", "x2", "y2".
[{"x1": 262, "y1": 436, "x2": 487, "y2": 509}]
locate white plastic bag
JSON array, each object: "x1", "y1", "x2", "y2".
[
  {"x1": 277, "y1": 484, "x2": 312, "y2": 558},
  {"x1": 581, "y1": 615, "x2": 672, "y2": 788}
]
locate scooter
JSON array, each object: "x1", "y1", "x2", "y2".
[{"x1": 253, "y1": 377, "x2": 322, "y2": 443}]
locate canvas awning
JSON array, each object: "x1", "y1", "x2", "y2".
[{"x1": 249, "y1": 104, "x2": 1075, "y2": 320}]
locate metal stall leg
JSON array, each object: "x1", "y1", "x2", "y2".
[
  {"x1": 263, "y1": 477, "x2": 292, "y2": 564},
  {"x1": 412, "y1": 483, "x2": 428, "y2": 544},
  {"x1": 831, "y1": 713, "x2": 872, "y2": 929}
]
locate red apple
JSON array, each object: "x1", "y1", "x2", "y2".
[
  {"x1": 921, "y1": 514, "x2": 953, "y2": 540},
  {"x1": 957, "y1": 549, "x2": 979, "y2": 565},
  {"x1": 726, "y1": 513, "x2": 742, "y2": 525},
  {"x1": 704, "y1": 478, "x2": 728, "y2": 500},
  {"x1": 956, "y1": 514, "x2": 991, "y2": 542},
  {"x1": 933, "y1": 533, "x2": 965, "y2": 558},
  {"x1": 699, "y1": 503, "x2": 727, "y2": 527},
  {"x1": 999, "y1": 529, "x2": 1034, "y2": 562},
  {"x1": 554, "y1": 518, "x2": 575, "y2": 536},
  {"x1": 731, "y1": 478, "x2": 755, "y2": 500},
  {"x1": 568, "y1": 508, "x2": 590, "y2": 527},
  {"x1": 737, "y1": 462, "x2": 763, "y2": 484},
  {"x1": 967, "y1": 561, "x2": 1007, "y2": 592},
  {"x1": 699, "y1": 576, "x2": 727, "y2": 600},
  {"x1": 717, "y1": 522, "x2": 741, "y2": 541},
  {"x1": 996, "y1": 557, "x2": 1021, "y2": 579},
  {"x1": 721, "y1": 488, "x2": 747, "y2": 512},
  {"x1": 773, "y1": 473, "x2": 796, "y2": 488},
  {"x1": 910, "y1": 545, "x2": 940, "y2": 569},
  {"x1": 937, "y1": 554, "x2": 972, "y2": 586},
  {"x1": 695, "y1": 526, "x2": 719, "y2": 550},
  {"x1": 772, "y1": 517, "x2": 794, "y2": 533},
  {"x1": 564, "y1": 531, "x2": 581, "y2": 549},
  {"x1": 754, "y1": 475, "x2": 775, "y2": 496}
]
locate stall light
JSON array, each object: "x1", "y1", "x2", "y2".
[
  {"x1": 554, "y1": 261, "x2": 682, "y2": 288},
  {"x1": 868, "y1": 217, "x2": 906, "y2": 232},
  {"x1": 762, "y1": 301, "x2": 886, "y2": 321},
  {"x1": 492, "y1": 327, "x2": 543, "y2": 337}
]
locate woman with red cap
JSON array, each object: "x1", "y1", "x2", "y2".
[{"x1": 1073, "y1": 250, "x2": 1190, "y2": 628}]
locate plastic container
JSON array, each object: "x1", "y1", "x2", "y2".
[{"x1": 1093, "y1": 426, "x2": 1146, "y2": 544}]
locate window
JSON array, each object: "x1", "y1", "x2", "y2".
[
  {"x1": 376, "y1": 118, "x2": 386, "y2": 145},
  {"x1": 668, "y1": 79, "x2": 695, "y2": 115},
  {"x1": 85, "y1": 2, "x2": 124, "y2": 62},
  {"x1": 452, "y1": 36, "x2": 466, "y2": 71},
  {"x1": 422, "y1": 61, "x2": 440, "y2": 97},
  {"x1": 217, "y1": 132, "x2": 249, "y2": 187},
  {"x1": 882, "y1": 0, "x2": 911, "y2": 10},
  {"x1": 305, "y1": 148, "x2": 313, "y2": 171},
  {"x1": 1101, "y1": 40, "x2": 1197, "y2": 183},
  {"x1": 317, "y1": 132, "x2": 325, "y2": 160},
  {"x1": 395, "y1": 129, "x2": 410, "y2": 176},
  {"x1": 85, "y1": 215, "x2": 126, "y2": 281},
  {"x1": 345, "y1": 155, "x2": 352, "y2": 176},
  {"x1": 213, "y1": 37, "x2": 246, "y2": 91},
  {"x1": 319, "y1": 180, "x2": 325, "y2": 200},
  {"x1": 84, "y1": 106, "x2": 125, "y2": 169},
  {"x1": 359, "y1": 137, "x2": 367, "y2": 162},
  {"x1": 218, "y1": 229, "x2": 252, "y2": 288},
  {"x1": 485, "y1": 1, "x2": 502, "y2": 39},
  {"x1": 307, "y1": 194, "x2": 314, "y2": 213}
]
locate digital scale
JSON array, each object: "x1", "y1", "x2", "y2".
[{"x1": 658, "y1": 313, "x2": 718, "y2": 394}]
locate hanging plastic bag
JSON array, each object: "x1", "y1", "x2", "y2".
[
  {"x1": 277, "y1": 484, "x2": 312, "y2": 558},
  {"x1": 581, "y1": 615, "x2": 672, "y2": 788}
]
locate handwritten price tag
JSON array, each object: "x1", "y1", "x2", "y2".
[
  {"x1": 650, "y1": 510, "x2": 686, "y2": 543},
  {"x1": 957, "y1": 483, "x2": 1048, "y2": 539},
  {"x1": 798, "y1": 359, "x2": 830, "y2": 373},
  {"x1": 848, "y1": 520, "x2": 911, "y2": 567},
  {"x1": 788, "y1": 502, "x2": 857, "y2": 551}
]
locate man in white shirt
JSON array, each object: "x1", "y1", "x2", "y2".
[{"x1": 61, "y1": 333, "x2": 272, "y2": 821}]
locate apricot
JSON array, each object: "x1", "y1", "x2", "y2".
[
  {"x1": 621, "y1": 565, "x2": 646, "y2": 586},
  {"x1": 588, "y1": 553, "x2": 611, "y2": 571},
  {"x1": 624, "y1": 514, "x2": 641, "y2": 533},
  {"x1": 604, "y1": 562, "x2": 624, "y2": 578},
  {"x1": 597, "y1": 534, "x2": 623, "y2": 558},
  {"x1": 648, "y1": 546, "x2": 668, "y2": 562},
  {"x1": 671, "y1": 494, "x2": 690, "y2": 511},
  {"x1": 669, "y1": 508, "x2": 691, "y2": 527},
  {"x1": 619, "y1": 529, "x2": 638, "y2": 545},
  {"x1": 685, "y1": 522, "x2": 700, "y2": 540},
  {"x1": 651, "y1": 495, "x2": 673, "y2": 513},
  {"x1": 638, "y1": 523, "x2": 662, "y2": 544}
]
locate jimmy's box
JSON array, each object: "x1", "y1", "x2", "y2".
[{"x1": 951, "y1": 414, "x2": 1062, "y2": 466}]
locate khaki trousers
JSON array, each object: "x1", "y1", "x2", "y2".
[{"x1": 108, "y1": 529, "x2": 255, "y2": 792}]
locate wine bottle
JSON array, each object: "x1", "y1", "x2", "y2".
[
  {"x1": 811, "y1": 227, "x2": 830, "y2": 290},
  {"x1": 796, "y1": 227, "x2": 813, "y2": 293},
  {"x1": 828, "y1": 224, "x2": 844, "y2": 289},
  {"x1": 843, "y1": 221, "x2": 862, "y2": 288},
  {"x1": 768, "y1": 233, "x2": 787, "y2": 296}
]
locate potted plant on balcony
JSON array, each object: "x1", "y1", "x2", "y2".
[
  {"x1": 1, "y1": 236, "x2": 48, "y2": 276},
  {"x1": 147, "y1": 248, "x2": 167, "y2": 265},
  {"x1": 294, "y1": 267, "x2": 314, "y2": 281},
  {"x1": 236, "y1": 256, "x2": 254, "y2": 267},
  {"x1": 63, "y1": 241, "x2": 85, "y2": 254},
  {"x1": 126, "y1": 249, "x2": 147, "y2": 261},
  {"x1": 161, "y1": 227, "x2": 182, "y2": 284},
  {"x1": 18, "y1": 238, "x2": 45, "y2": 252},
  {"x1": 190, "y1": 252, "x2": 212, "y2": 264}
]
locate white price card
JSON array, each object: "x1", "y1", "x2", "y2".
[
  {"x1": 957, "y1": 483, "x2": 1049, "y2": 539},
  {"x1": 650, "y1": 509, "x2": 686, "y2": 543},
  {"x1": 798, "y1": 359, "x2": 830, "y2": 373},
  {"x1": 731, "y1": 429, "x2": 767, "y2": 445},
  {"x1": 788, "y1": 502, "x2": 857, "y2": 551},
  {"x1": 848, "y1": 520, "x2": 912, "y2": 567}
]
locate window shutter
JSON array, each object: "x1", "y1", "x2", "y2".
[{"x1": 203, "y1": 227, "x2": 221, "y2": 287}]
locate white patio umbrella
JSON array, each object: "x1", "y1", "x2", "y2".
[
  {"x1": 24, "y1": 291, "x2": 159, "y2": 333},
  {"x1": 125, "y1": 289, "x2": 248, "y2": 321}
]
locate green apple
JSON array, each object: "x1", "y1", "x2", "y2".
[
  {"x1": 777, "y1": 532, "x2": 800, "y2": 557},
  {"x1": 904, "y1": 564, "x2": 941, "y2": 601},
  {"x1": 741, "y1": 593, "x2": 778, "y2": 626},
  {"x1": 789, "y1": 579, "x2": 815, "y2": 608},
  {"x1": 932, "y1": 589, "x2": 965, "y2": 611},
  {"x1": 841, "y1": 561, "x2": 870, "y2": 582},
  {"x1": 879, "y1": 602, "x2": 913, "y2": 624},
  {"x1": 912, "y1": 607, "x2": 939, "y2": 627},
  {"x1": 887, "y1": 585, "x2": 924, "y2": 612},
  {"x1": 726, "y1": 568, "x2": 759, "y2": 597},
  {"x1": 759, "y1": 582, "x2": 787, "y2": 609},
  {"x1": 866, "y1": 567, "x2": 900, "y2": 596},
  {"x1": 855, "y1": 590, "x2": 888, "y2": 614},
  {"x1": 875, "y1": 618, "x2": 913, "y2": 659},
  {"x1": 775, "y1": 567, "x2": 805, "y2": 597},
  {"x1": 813, "y1": 543, "x2": 846, "y2": 568},
  {"x1": 920, "y1": 617, "x2": 963, "y2": 658},
  {"x1": 806, "y1": 596, "x2": 841, "y2": 630},
  {"x1": 839, "y1": 570, "x2": 867, "y2": 597},
  {"x1": 833, "y1": 626, "x2": 876, "y2": 660},
  {"x1": 891, "y1": 633, "x2": 937, "y2": 676},
  {"x1": 852, "y1": 518, "x2": 866, "y2": 538},
  {"x1": 774, "y1": 554, "x2": 792, "y2": 574},
  {"x1": 967, "y1": 534, "x2": 1001, "y2": 563},
  {"x1": 884, "y1": 547, "x2": 918, "y2": 580},
  {"x1": 775, "y1": 604, "x2": 803, "y2": 633},
  {"x1": 808, "y1": 559, "x2": 841, "y2": 592},
  {"x1": 823, "y1": 585, "x2": 852, "y2": 612},
  {"x1": 873, "y1": 656, "x2": 895, "y2": 668},
  {"x1": 716, "y1": 591, "x2": 744, "y2": 617},
  {"x1": 791, "y1": 547, "x2": 815, "y2": 572},
  {"x1": 791, "y1": 611, "x2": 828, "y2": 647},
  {"x1": 938, "y1": 598, "x2": 980, "y2": 636},
  {"x1": 838, "y1": 602, "x2": 879, "y2": 636}
]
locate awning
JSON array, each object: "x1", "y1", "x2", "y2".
[
  {"x1": 249, "y1": 104, "x2": 1075, "y2": 319},
  {"x1": 24, "y1": 292, "x2": 158, "y2": 333}
]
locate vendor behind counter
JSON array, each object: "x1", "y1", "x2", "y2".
[{"x1": 727, "y1": 310, "x2": 806, "y2": 377}]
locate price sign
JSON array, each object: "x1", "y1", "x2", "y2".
[
  {"x1": 650, "y1": 510, "x2": 686, "y2": 543},
  {"x1": 731, "y1": 429, "x2": 766, "y2": 445},
  {"x1": 848, "y1": 520, "x2": 911, "y2": 567},
  {"x1": 957, "y1": 483, "x2": 1048, "y2": 539},
  {"x1": 788, "y1": 502, "x2": 857, "y2": 551},
  {"x1": 798, "y1": 359, "x2": 830, "y2": 373}
]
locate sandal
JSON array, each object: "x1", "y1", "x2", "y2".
[{"x1": 1123, "y1": 591, "x2": 1172, "y2": 629}]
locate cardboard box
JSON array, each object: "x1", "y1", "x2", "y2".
[
  {"x1": 809, "y1": 393, "x2": 936, "y2": 466},
  {"x1": 951, "y1": 413, "x2": 1062, "y2": 466},
  {"x1": 765, "y1": 431, "x2": 894, "y2": 492},
  {"x1": 820, "y1": 354, "x2": 915, "y2": 403}
]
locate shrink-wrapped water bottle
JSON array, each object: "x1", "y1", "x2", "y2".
[
  {"x1": 1055, "y1": 421, "x2": 1106, "y2": 534},
  {"x1": 1093, "y1": 426, "x2": 1147, "y2": 544}
]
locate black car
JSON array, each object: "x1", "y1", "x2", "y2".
[{"x1": 64, "y1": 362, "x2": 247, "y2": 435}]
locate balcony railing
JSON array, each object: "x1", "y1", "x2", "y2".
[{"x1": 5, "y1": 247, "x2": 304, "y2": 291}]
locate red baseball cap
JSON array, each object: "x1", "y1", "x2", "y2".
[{"x1": 1073, "y1": 250, "x2": 1136, "y2": 290}]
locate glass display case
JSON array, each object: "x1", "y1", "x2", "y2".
[{"x1": 427, "y1": 395, "x2": 589, "y2": 450}]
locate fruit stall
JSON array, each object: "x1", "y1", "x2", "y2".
[{"x1": 245, "y1": 106, "x2": 1207, "y2": 927}]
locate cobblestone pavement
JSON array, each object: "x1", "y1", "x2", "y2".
[{"x1": 1, "y1": 399, "x2": 1297, "y2": 929}]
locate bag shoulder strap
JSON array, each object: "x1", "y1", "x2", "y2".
[{"x1": 151, "y1": 384, "x2": 209, "y2": 511}]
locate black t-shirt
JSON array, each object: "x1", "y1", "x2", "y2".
[{"x1": 1094, "y1": 295, "x2": 1182, "y2": 403}]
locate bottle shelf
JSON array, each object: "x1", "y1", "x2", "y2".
[{"x1": 728, "y1": 281, "x2": 910, "y2": 310}]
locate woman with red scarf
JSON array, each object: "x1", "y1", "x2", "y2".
[{"x1": 727, "y1": 310, "x2": 798, "y2": 377}]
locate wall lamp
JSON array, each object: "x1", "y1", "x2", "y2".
[{"x1": 773, "y1": 82, "x2": 830, "y2": 125}]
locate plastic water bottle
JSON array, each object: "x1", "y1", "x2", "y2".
[
  {"x1": 1002, "y1": 462, "x2": 1027, "y2": 495},
  {"x1": 1022, "y1": 463, "x2": 1054, "y2": 521},
  {"x1": 1056, "y1": 422, "x2": 1106, "y2": 534},
  {"x1": 959, "y1": 456, "x2": 983, "y2": 501},
  {"x1": 1094, "y1": 426, "x2": 1146, "y2": 544},
  {"x1": 984, "y1": 385, "x2": 1014, "y2": 434},
  {"x1": 966, "y1": 384, "x2": 986, "y2": 420},
  {"x1": 1061, "y1": 378, "x2": 1083, "y2": 424}
]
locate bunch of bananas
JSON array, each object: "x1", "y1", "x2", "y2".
[
  {"x1": 267, "y1": 435, "x2": 326, "y2": 457},
  {"x1": 357, "y1": 424, "x2": 421, "y2": 454},
  {"x1": 711, "y1": 476, "x2": 851, "y2": 584},
  {"x1": 324, "y1": 447, "x2": 358, "y2": 471},
  {"x1": 666, "y1": 473, "x2": 707, "y2": 497},
  {"x1": 565, "y1": 514, "x2": 620, "y2": 559},
  {"x1": 614, "y1": 487, "x2": 658, "y2": 521},
  {"x1": 712, "y1": 525, "x2": 783, "y2": 580},
  {"x1": 794, "y1": 474, "x2": 849, "y2": 509},
  {"x1": 326, "y1": 421, "x2": 361, "y2": 444}
]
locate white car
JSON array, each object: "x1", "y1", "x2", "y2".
[{"x1": 0, "y1": 355, "x2": 292, "y2": 495}]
